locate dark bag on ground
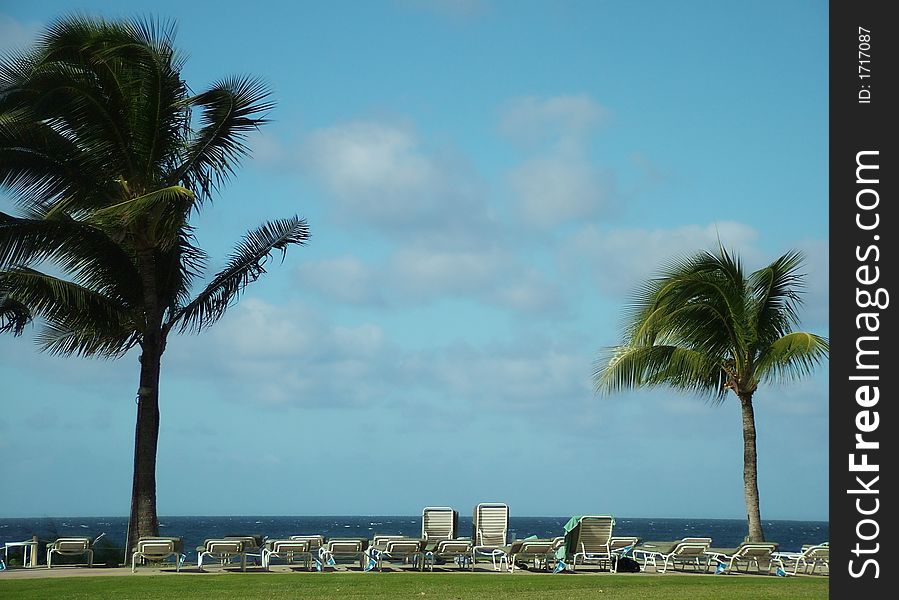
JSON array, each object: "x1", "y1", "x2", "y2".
[{"x1": 616, "y1": 556, "x2": 641, "y2": 573}]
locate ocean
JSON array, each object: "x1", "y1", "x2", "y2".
[{"x1": 0, "y1": 515, "x2": 827, "y2": 562}]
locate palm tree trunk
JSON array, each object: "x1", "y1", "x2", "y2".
[
  {"x1": 127, "y1": 247, "x2": 165, "y2": 557},
  {"x1": 126, "y1": 334, "x2": 162, "y2": 555},
  {"x1": 738, "y1": 392, "x2": 765, "y2": 542}
]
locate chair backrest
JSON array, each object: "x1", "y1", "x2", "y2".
[
  {"x1": 422, "y1": 507, "x2": 457, "y2": 541},
  {"x1": 290, "y1": 535, "x2": 325, "y2": 551},
  {"x1": 671, "y1": 537, "x2": 712, "y2": 557},
  {"x1": 372, "y1": 534, "x2": 408, "y2": 546},
  {"x1": 517, "y1": 539, "x2": 555, "y2": 554},
  {"x1": 734, "y1": 542, "x2": 778, "y2": 558},
  {"x1": 204, "y1": 539, "x2": 244, "y2": 553},
  {"x1": 473, "y1": 502, "x2": 508, "y2": 547},
  {"x1": 54, "y1": 538, "x2": 92, "y2": 552},
  {"x1": 436, "y1": 539, "x2": 471, "y2": 553},
  {"x1": 802, "y1": 543, "x2": 829, "y2": 560},
  {"x1": 385, "y1": 539, "x2": 423, "y2": 554},
  {"x1": 270, "y1": 539, "x2": 310, "y2": 553},
  {"x1": 137, "y1": 537, "x2": 182, "y2": 556},
  {"x1": 327, "y1": 539, "x2": 365, "y2": 553},
  {"x1": 572, "y1": 515, "x2": 614, "y2": 553},
  {"x1": 224, "y1": 535, "x2": 262, "y2": 550}
]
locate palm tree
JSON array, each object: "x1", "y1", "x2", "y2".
[
  {"x1": 0, "y1": 17, "x2": 309, "y2": 552},
  {"x1": 593, "y1": 248, "x2": 827, "y2": 541}
]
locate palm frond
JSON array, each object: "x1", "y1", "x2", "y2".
[
  {"x1": 749, "y1": 250, "x2": 805, "y2": 346},
  {"x1": 157, "y1": 228, "x2": 208, "y2": 321},
  {"x1": 0, "y1": 211, "x2": 141, "y2": 304},
  {"x1": 169, "y1": 216, "x2": 308, "y2": 333},
  {"x1": 0, "y1": 267, "x2": 132, "y2": 338},
  {"x1": 0, "y1": 110, "x2": 116, "y2": 213},
  {"x1": 624, "y1": 251, "x2": 749, "y2": 367},
  {"x1": 594, "y1": 344, "x2": 728, "y2": 400},
  {"x1": 36, "y1": 318, "x2": 140, "y2": 357},
  {"x1": 0, "y1": 292, "x2": 32, "y2": 336},
  {"x1": 171, "y1": 76, "x2": 274, "y2": 201},
  {"x1": 89, "y1": 185, "x2": 194, "y2": 248},
  {"x1": 755, "y1": 331, "x2": 829, "y2": 385}
]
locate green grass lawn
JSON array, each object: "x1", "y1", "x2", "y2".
[{"x1": 0, "y1": 573, "x2": 828, "y2": 600}]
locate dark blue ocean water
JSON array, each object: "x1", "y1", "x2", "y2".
[{"x1": 0, "y1": 515, "x2": 828, "y2": 562}]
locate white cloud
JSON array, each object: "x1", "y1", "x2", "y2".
[
  {"x1": 167, "y1": 298, "x2": 393, "y2": 407},
  {"x1": 169, "y1": 298, "x2": 591, "y2": 414},
  {"x1": 561, "y1": 221, "x2": 761, "y2": 295},
  {"x1": 296, "y1": 256, "x2": 386, "y2": 306},
  {"x1": 500, "y1": 95, "x2": 606, "y2": 148},
  {"x1": 300, "y1": 121, "x2": 491, "y2": 238},
  {"x1": 296, "y1": 245, "x2": 566, "y2": 315},
  {"x1": 508, "y1": 157, "x2": 612, "y2": 226},
  {"x1": 500, "y1": 95, "x2": 613, "y2": 228}
]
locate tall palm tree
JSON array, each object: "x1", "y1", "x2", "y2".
[
  {"x1": 593, "y1": 248, "x2": 827, "y2": 541},
  {"x1": 0, "y1": 17, "x2": 309, "y2": 552}
]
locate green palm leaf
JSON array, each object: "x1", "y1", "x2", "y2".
[
  {"x1": 0, "y1": 292, "x2": 31, "y2": 336},
  {"x1": 171, "y1": 216, "x2": 309, "y2": 333}
]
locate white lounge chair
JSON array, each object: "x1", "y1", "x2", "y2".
[
  {"x1": 422, "y1": 539, "x2": 473, "y2": 571},
  {"x1": 197, "y1": 538, "x2": 248, "y2": 572},
  {"x1": 46, "y1": 537, "x2": 93, "y2": 569},
  {"x1": 772, "y1": 542, "x2": 829, "y2": 575},
  {"x1": 634, "y1": 537, "x2": 713, "y2": 573},
  {"x1": 422, "y1": 507, "x2": 458, "y2": 542},
  {"x1": 568, "y1": 515, "x2": 615, "y2": 571},
  {"x1": 289, "y1": 534, "x2": 325, "y2": 556},
  {"x1": 365, "y1": 538, "x2": 423, "y2": 571},
  {"x1": 471, "y1": 502, "x2": 509, "y2": 571},
  {"x1": 319, "y1": 538, "x2": 367, "y2": 570},
  {"x1": 131, "y1": 537, "x2": 183, "y2": 573},
  {"x1": 261, "y1": 539, "x2": 314, "y2": 570},
  {"x1": 706, "y1": 542, "x2": 779, "y2": 574},
  {"x1": 507, "y1": 538, "x2": 558, "y2": 572}
]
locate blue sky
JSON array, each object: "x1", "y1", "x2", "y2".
[{"x1": 0, "y1": 1, "x2": 828, "y2": 521}]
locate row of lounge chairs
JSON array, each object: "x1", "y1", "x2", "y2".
[
  {"x1": 10, "y1": 504, "x2": 828, "y2": 576},
  {"x1": 633, "y1": 538, "x2": 830, "y2": 575}
]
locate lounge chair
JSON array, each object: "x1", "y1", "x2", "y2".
[
  {"x1": 422, "y1": 506, "x2": 458, "y2": 542},
  {"x1": 289, "y1": 535, "x2": 325, "y2": 556},
  {"x1": 197, "y1": 538, "x2": 248, "y2": 572},
  {"x1": 319, "y1": 538, "x2": 368, "y2": 570},
  {"x1": 565, "y1": 515, "x2": 615, "y2": 571},
  {"x1": 471, "y1": 502, "x2": 510, "y2": 570},
  {"x1": 422, "y1": 539, "x2": 473, "y2": 571},
  {"x1": 46, "y1": 537, "x2": 93, "y2": 569},
  {"x1": 772, "y1": 542, "x2": 829, "y2": 575},
  {"x1": 507, "y1": 538, "x2": 558, "y2": 572},
  {"x1": 634, "y1": 537, "x2": 713, "y2": 573},
  {"x1": 706, "y1": 542, "x2": 779, "y2": 574},
  {"x1": 365, "y1": 538, "x2": 424, "y2": 571},
  {"x1": 262, "y1": 539, "x2": 314, "y2": 571},
  {"x1": 224, "y1": 535, "x2": 263, "y2": 566},
  {"x1": 131, "y1": 537, "x2": 183, "y2": 573}
]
